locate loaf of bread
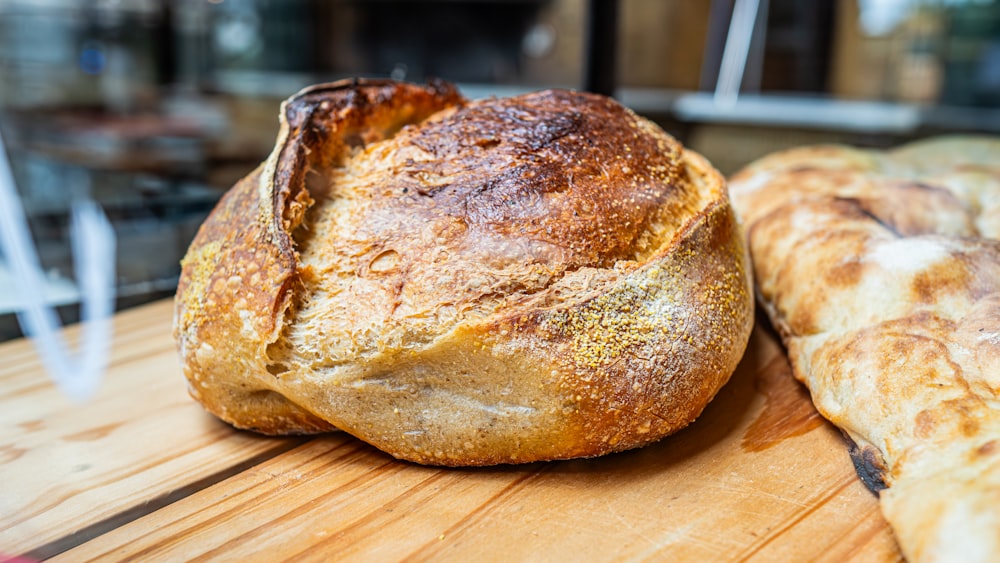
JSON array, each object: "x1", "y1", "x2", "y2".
[{"x1": 173, "y1": 79, "x2": 753, "y2": 466}]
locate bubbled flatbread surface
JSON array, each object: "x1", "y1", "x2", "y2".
[{"x1": 728, "y1": 136, "x2": 1000, "y2": 563}]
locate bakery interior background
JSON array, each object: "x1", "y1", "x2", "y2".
[{"x1": 0, "y1": 0, "x2": 998, "y2": 341}]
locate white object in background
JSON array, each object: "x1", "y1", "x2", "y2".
[
  {"x1": 715, "y1": 0, "x2": 762, "y2": 107},
  {"x1": 0, "y1": 128, "x2": 116, "y2": 402}
]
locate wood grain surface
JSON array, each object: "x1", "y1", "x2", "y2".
[{"x1": 1, "y1": 300, "x2": 903, "y2": 561}]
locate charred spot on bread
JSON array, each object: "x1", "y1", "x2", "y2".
[{"x1": 845, "y1": 435, "x2": 888, "y2": 494}]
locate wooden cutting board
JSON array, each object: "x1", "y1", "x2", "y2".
[{"x1": 0, "y1": 300, "x2": 903, "y2": 561}]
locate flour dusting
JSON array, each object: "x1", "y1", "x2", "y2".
[{"x1": 867, "y1": 237, "x2": 949, "y2": 273}]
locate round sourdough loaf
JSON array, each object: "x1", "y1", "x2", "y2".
[{"x1": 173, "y1": 79, "x2": 753, "y2": 466}]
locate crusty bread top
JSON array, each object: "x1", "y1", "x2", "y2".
[
  {"x1": 275, "y1": 86, "x2": 703, "y2": 370},
  {"x1": 174, "y1": 79, "x2": 753, "y2": 465}
]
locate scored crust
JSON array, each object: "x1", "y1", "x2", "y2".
[
  {"x1": 174, "y1": 79, "x2": 754, "y2": 466},
  {"x1": 728, "y1": 137, "x2": 1000, "y2": 561}
]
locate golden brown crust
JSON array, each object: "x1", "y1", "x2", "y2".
[
  {"x1": 175, "y1": 79, "x2": 465, "y2": 434},
  {"x1": 174, "y1": 79, "x2": 753, "y2": 465},
  {"x1": 729, "y1": 138, "x2": 1000, "y2": 562}
]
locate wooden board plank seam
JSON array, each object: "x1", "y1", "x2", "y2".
[{"x1": 19, "y1": 438, "x2": 308, "y2": 561}]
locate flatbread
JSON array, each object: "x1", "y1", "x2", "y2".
[{"x1": 728, "y1": 137, "x2": 1000, "y2": 562}]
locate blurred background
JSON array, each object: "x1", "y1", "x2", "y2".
[{"x1": 1, "y1": 0, "x2": 998, "y2": 340}]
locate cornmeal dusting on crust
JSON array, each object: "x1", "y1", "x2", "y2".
[{"x1": 177, "y1": 239, "x2": 222, "y2": 329}]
